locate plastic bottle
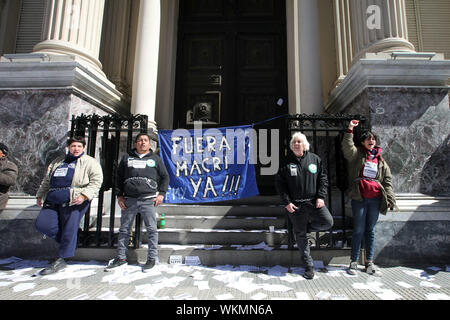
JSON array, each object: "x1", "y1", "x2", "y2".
[{"x1": 158, "y1": 213, "x2": 166, "y2": 229}]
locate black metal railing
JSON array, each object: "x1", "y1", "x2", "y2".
[
  {"x1": 285, "y1": 113, "x2": 369, "y2": 250},
  {"x1": 70, "y1": 114, "x2": 148, "y2": 248}
]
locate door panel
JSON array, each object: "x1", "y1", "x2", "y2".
[{"x1": 175, "y1": 0, "x2": 287, "y2": 194}]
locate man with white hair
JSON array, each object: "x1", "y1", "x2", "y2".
[{"x1": 275, "y1": 132, "x2": 333, "y2": 279}]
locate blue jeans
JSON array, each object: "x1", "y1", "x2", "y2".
[
  {"x1": 35, "y1": 201, "x2": 90, "y2": 259},
  {"x1": 351, "y1": 197, "x2": 381, "y2": 262},
  {"x1": 117, "y1": 197, "x2": 158, "y2": 261}
]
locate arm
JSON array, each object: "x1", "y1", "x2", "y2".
[
  {"x1": 154, "y1": 156, "x2": 170, "y2": 207},
  {"x1": 274, "y1": 166, "x2": 297, "y2": 213},
  {"x1": 80, "y1": 158, "x2": 103, "y2": 201},
  {"x1": 115, "y1": 156, "x2": 126, "y2": 209},
  {"x1": 316, "y1": 159, "x2": 328, "y2": 208},
  {"x1": 382, "y1": 163, "x2": 396, "y2": 210},
  {"x1": 341, "y1": 120, "x2": 359, "y2": 161},
  {"x1": 73, "y1": 158, "x2": 103, "y2": 205}
]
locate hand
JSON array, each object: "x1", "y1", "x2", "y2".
[
  {"x1": 72, "y1": 195, "x2": 87, "y2": 205},
  {"x1": 316, "y1": 198, "x2": 325, "y2": 209},
  {"x1": 285, "y1": 203, "x2": 298, "y2": 214},
  {"x1": 153, "y1": 195, "x2": 164, "y2": 207},
  {"x1": 117, "y1": 196, "x2": 126, "y2": 210},
  {"x1": 37, "y1": 198, "x2": 42, "y2": 207},
  {"x1": 348, "y1": 120, "x2": 359, "y2": 130}
]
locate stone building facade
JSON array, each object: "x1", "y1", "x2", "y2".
[{"x1": 0, "y1": 0, "x2": 449, "y2": 196}]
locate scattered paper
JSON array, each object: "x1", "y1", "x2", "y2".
[
  {"x1": 426, "y1": 293, "x2": 450, "y2": 300},
  {"x1": 251, "y1": 292, "x2": 267, "y2": 300},
  {"x1": 216, "y1": 293, "x2": 234, "y2": 300},
  {"x1": 419, "y1": 281, "x2": 441, "y2": 289},
  {"x1": 194, "y1": 281, "x2": 209, "y2": 290},
  {"x1": 375, "y1": 289, "x2": 403, "y2": 300},
  {"x1": 30, "y1": 287, "x2": 58, "y2": 296},
  {"x1": 295, "y1": 292, "x2": 310, "y2": 300},
  {"x1": 185, "y1": 256, "x2": 201, "y2": 266},
  {"x1": 70, "y1": 293, "x2": 90, "y2": 300},
  {"x1": 12, "y1": 282, "x2": 36, "y2": 292},
  {"x1": 315, "y1": 291, "x2": 331, "y2": 300},
  {"x1": 98, "y1": 291, "x2": 120, "y2": 300},
  {"x1": 331, "y1": 294, "x2": 349, "y2": 300},
  {"x1": 395, "y1": 281, "x2": 414, "y2": 289}
]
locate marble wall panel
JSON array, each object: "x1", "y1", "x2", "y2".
[
  {"x1": 0, "y1": 89, "x2": 113, "y2": 196},
  {"x1": 344, "y1": 87, "x2": 450, "y2": 196}
]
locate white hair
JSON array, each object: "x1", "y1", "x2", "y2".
[{"x1": 290, "y1": 132, "x2": 310, "y2": 151}]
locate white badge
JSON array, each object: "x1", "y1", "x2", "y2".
[
  {"x1": 132, "y1": 160, "x2": 147, "y2": 169},
  {"x1": 363, "y1": 161, "x2": 378, "y2": 179},
  {"x1": 53, "y1": 168, "x2": 68, "y2": 177},
  {"x1": 290, "y1": 165, "x2": 297, "y2": 176}
]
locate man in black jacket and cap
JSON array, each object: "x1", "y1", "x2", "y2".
[
  {"x1": 275, "y1": 132, "x2": 333, "y2": 279},
  {"x1": 0, "y1": 143, "x2": 18, "y2": 211},
  {"x1": 105, "y1": 133, "x2": 170, "y2": 272}
]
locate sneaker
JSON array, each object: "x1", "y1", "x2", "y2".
[
  {"x1": 40, "y1": 258, "x2": 67, "y2": 275},
  {"x1": 365, "y1": 262, "x2": 381, "y2": 276},
  {"x1": 303, "y1": 266, "x2": 315, "y2": 280},
  {"x1": 104, "y1": 257, "x2": 127, "y2": 272},
  {"x1": 142, "y1": 259, "x2": 156, "y2": 272},
  {"x1": 347, "y1": 261, "x2": 358, "y2": 275}
]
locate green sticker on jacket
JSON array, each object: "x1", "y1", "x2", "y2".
[{"x1": 308, "y1": 164, "x2": 317, "y2": 174}]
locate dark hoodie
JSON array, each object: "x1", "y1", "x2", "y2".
[
  {"x1": 275, "y1": 150, "x2": 328, "y2": 205},
  {"x1": 116, "y1": 149, "x2": 170, "y2": 199}
]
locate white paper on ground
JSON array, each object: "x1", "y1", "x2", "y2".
[
  {"x1": 375, "y1": 289, "x2": 403, "y2": 300},
  {"x1": 395, "y1": 281, "x2": 414, "y2": 289},
  {"x1": 295, "y1": 292, "x2": 310, "y2": 300},
  {"x1": 419, "y1": 281, "x2": 441, "y2": 289},
  {"x1": 29, "y1": 287, "x2": 58, "y2": 296},
  {"x1": 12, "y1": 282, "x2": 36, "y2": 292},
  {"x1": 97, "y1": 291, "x2": 120, "y2": 300},
  {"x1": 251, "y1": 292, "x2": 268, "y2": 300},
  {"x1": 70, "y1": 293, "x2": 90, "y2": 300},
  {"x1": 216, "y1": 293, "x2": 234, "y2": 300},
  {"x1": 426, "y1": 293, "x2": 450, "y2": 300},
  {"x1": 315, "y1": 291, "x2": 331, "y2": 300},
  {"x1": 194, "y1": 281, "x2": 210, "y2": 290}
]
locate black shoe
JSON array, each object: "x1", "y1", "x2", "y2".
[
  {"x1": 303, "y1": 266, "x2": 315, "y2": 280},
  {"x1": 142, "y1": 259, "x2": 156, "y2": 272},
  {"x1": 104, "y1": 257, "x2": 127, "y2": 272},
  {"x1": 40, "y1": 258, "x2": 67, "y2": 275}
]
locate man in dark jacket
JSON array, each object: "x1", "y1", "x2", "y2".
[
  {"x1": 275, "y1": 132, "x2": 333, "y2": 279},
  {"x1": 105, "y1": 133, "x2": 170, "y2": 272},
  {"x1": 0, "y1": 143, "x2": 18, "y2": 211}
]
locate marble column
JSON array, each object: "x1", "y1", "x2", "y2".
[
  {"x1": 100, "y1": 0, "x2": 133, "y2": 99},
  {"x1": 33, "y1": 0, "x2": 106, "y2": 75},
  {"x1": 286, "y1": 0, "x2": 323, "y2": 115},
  {"x1": 350, "y1": 0, "x2": 415, "y2": 63},
  {"x1": 131, "y1": 0, "x2": 161, "y2": 131},
  {"x1": 333, "y1": 0, "x2": 353, "y2": 84}
]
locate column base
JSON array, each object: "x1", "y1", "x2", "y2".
[
  {"x1": 326, "y1": 55, "x2": 450, "y2": 196},
  {"x1": 0, "y1": 54, "x2": 130, "y2": 196}
]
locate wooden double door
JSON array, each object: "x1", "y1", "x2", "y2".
[{"x1": 174, "y1": 0, "x2": 288, "y2": 194}]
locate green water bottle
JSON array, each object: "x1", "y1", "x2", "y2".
[{"x1": 158, "y1": 213, "x2": 166, "y2": 229}]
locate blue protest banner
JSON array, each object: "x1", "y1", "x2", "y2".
[{"x1": 158, "y1": 125, "x2": 259, "y2": 203}]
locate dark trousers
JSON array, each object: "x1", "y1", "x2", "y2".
[
  {"x1": 287, "y1": 201, "x2": 334, "y2": 267},
  {"x1": 35, "y1": 201, "x2": 90, "y2": 259}
]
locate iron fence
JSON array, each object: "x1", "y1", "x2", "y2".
[
  {"x1": 70, "y1": 114, "x2": 148, "y2": 248},
  {"x1": 285, "y1": 113, "x2": 369, "y2": 250}
]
